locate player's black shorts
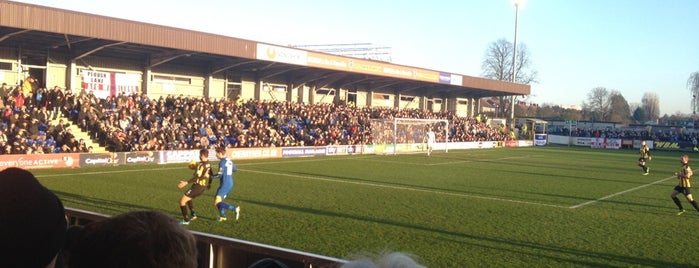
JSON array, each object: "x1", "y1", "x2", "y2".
[
  {"x1": 638, "y1": 157, "x2": 646, "y2": 164},
  {"x1": 184, "y1": 184, "x2": 207, "y2": 198},
  {"x1": 674, "y1": 186, "x2": 692, "y2": 196}
]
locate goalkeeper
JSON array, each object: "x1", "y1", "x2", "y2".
[
  {"x1": 638, "y1": 140, "x2": 651, "y2": 175},
  {"x1": 425, "y1": 127, "x2": 436, "y2": 157},
  {"x1": 177, "y1": 149, "x2": 213, "y2": 225}
]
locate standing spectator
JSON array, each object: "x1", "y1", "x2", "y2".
[
  {"x1": 0, "y1": 82, "x2": 11, "y2": 100},
  {"x1": 48, "y1": 86, "x2": 64, "y2": 120},
  {"x1": 34, "y1": 87, "x2": 48, "y2": 108},
  {"x1": 63, "y1": 88, "x2": 75, "y2": 119},
  {"x1": 13, "y1": 86, "x2": 25, "y2": 108},
  {"x1": 22, "y1": 76, "x2": 36, "y2": 97}
]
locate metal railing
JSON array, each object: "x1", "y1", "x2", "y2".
[{"x1": 65, "y1": 208, "x2": 346, "y2": 268}]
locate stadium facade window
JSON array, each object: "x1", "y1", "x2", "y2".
[
  {"x1": 0, "y1": 62, "x2": 12, "y2": 70},
  {"x1": 152, "y1": 75, "x2": 191, "y2": 85},
  {"x1": 400, "y1": 95, "x2": 415, "y2": 101},
  {"x1": 315, "y1": 88, "x2": 335, "y2": 95}
]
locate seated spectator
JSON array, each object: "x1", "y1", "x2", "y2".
[
  {"x1": 341, "y1": 252, "x2": 426, "y2": 268},
  {"x1": 67, "y1": 210, "x2": 198, "y2": 268},
  {"x1": 0, "y1": 167, "x2": 68, "y2": 268}
]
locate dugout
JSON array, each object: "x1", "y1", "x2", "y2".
[{"x1": 522, "y1": 118, "x2": 548, "y2": 144}]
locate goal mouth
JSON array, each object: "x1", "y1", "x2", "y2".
[{"x1": 370, "y1": 118, "x2": 449, "y2": 155}]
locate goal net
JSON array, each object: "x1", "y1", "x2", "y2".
[{"x1": 370, "y1": 118, "x2": 449, "y2": 155}]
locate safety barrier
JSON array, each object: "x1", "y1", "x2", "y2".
[{"x1": 65, "y1": 208, "x2": 346, "y2": 268}]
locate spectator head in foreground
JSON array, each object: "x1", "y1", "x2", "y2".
[
  {"x1": 340, "y1": 251, "x2": 426, "y2": 268},
  {"x1": 67, "y1": 210, "x2": 198, "y2": 268},
  {"x1": 0, "y1": 167, "x2": 67, "y2": 268}
]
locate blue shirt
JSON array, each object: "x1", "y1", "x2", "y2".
[{"x1": 217, "y1": 157, "x2": 237, "y2": 190}]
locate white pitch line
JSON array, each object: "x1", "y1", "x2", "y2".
[
  {"x1": 239, "y1": 155, "x2": 377, "y2": 166},
  {"x1": 348, "y1": 154, "x2": 537, "y2": 166},
  {"x1": 569, "y1": 176, "x2": 675, "y2": 209},
  {"x1": 36, "y1": 166, "x2": 183, "y2": 178},
  {"x1": 244, "y1": 169, "x2": 568, "y2": 208},
  {"x1": 35, "y1": 156, "x2": 374, "y2": 178},
  {"x1": 424, "y1": 155, "x2": 536, "y2": 166}
]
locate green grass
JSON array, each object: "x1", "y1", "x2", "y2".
[{"x1": 32, "y1": 146, "x2": 698, "y2": 267}]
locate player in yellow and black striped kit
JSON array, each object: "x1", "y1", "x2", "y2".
[
  {"x1": 671, "y1": 154, "x2": 699, "y2": 215},
  {"x1": 638, "y1": 140, "x2": 651, "y2": 175},
  {"x1": 177, "y1": 149, "x2": 213, "y2": 224}
]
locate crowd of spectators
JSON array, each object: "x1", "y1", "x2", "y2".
[
  {"x1": 1, "y1": 80, "x2": 89, "y2": 155},
  {"x1": 76, "y1": 92, "x2": 513, "y2": 152},
  {"x1": 549, "y1": 125, "x2": 697, "y2": 143},
  {"x1": 1, "y1": 79, "x2": 518, "y2": 155}
]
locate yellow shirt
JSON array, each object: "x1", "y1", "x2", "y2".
[{"x1": 677, "y1": 164, "x2": 693, "y2": 188}]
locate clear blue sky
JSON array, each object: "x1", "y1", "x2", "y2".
[{"x1": 13, "y1": 0, "x2": 699, "y2": 115}]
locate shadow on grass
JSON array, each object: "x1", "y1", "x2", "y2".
[
  {"x1": 239, "y1": 197, "x2": 692, "y2": 268},
  {"x1": 52, "y1": 190, "x2": 174, "y2": 217}
]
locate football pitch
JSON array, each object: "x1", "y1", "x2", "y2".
[{"x1": 33, "y1": 146, "x2": 698, "y2": 267}]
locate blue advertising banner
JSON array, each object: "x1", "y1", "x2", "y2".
[
  {"x1": 281, "y1": 147, "x2": 327, "y2": 158},
  {"x1": 535, "y1": 134, "x2": 547, "y2": 146}
]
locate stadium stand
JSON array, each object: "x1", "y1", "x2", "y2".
[{"x1": 0, "y1": 87, "x2": 515, "y2": 154}]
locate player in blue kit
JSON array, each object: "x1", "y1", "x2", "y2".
[{"x1": 212, "y1": 147, "x2": 240, "y2": 222}]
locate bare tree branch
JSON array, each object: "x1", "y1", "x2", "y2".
[
  {"x1": 642, "y1": 92, "x2": 660, "y2": 122},
  {"x1": 582, "y1": 87, "x2": 610, "y2": 121},
  {"x1": 481, "y1": 38, "x2": 538, "y2": 116},
  {"x1": 688, "y1": 71, "x2": 699, "y2": 114}
]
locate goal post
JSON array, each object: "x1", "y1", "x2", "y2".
[{"x1": 370, "y1": 118, "x2": 449, "y2": 155}]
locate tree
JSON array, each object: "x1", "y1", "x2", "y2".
[
  {"x1": 535, "y1": 104, "x2": 556, "y2": 118},
  {"x1": 582, "y1": 87, "x2": 611, "y2": 121},
  {"x1": 632, "y1": 107, "x2": 647, "y2": 123},
  {"x1": 688, "y1": 72, "x2": 699, "y2": 114},
  {"x1": 641, "y1": 92, "x2": 660, "y2": 122},
  {"x1": 481, "y1": 38, "x2": 538, "y2": 117},
  {"x1": 608, "y1": 91, "x2": 631, "y2": 124}
]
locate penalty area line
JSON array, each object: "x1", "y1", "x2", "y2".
[{"x1": 569, "y1": 176, "x2": 675, "y2": 209}]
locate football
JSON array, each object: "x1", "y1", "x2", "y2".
[{"x1": 188, "y1": 160, "x2": 197, "y2": 170}]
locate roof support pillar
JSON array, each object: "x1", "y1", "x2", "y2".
[
  {"x1": 67, "y1": 60, "x2": 78, "y2": 93},
  {"x1": 141, "y1": 69, "x2": 151, "y2": 95},
  {"x1": 366, "y1": 89, "x2": 373, "y2": 107},
  {"x1": 308, "y1": 85, "x2": 315, "y2": 105},
  {"x1": 286, "y1": 83, "x2": 294, "y2": 102},
  {"x1": 393, "y1": 92, "x2": 400, "y2": 109}
]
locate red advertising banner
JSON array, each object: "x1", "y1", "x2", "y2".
[{"x1": 0, "y1": 153, "x2": 80, "y2": 171}]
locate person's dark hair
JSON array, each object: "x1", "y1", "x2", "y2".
[
  {"x1": 0, "y1": 167, "x2": 67, "y2": 268},
  {"x1": 68, "y1": 210, "x2": 198, "y2": 268}
]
